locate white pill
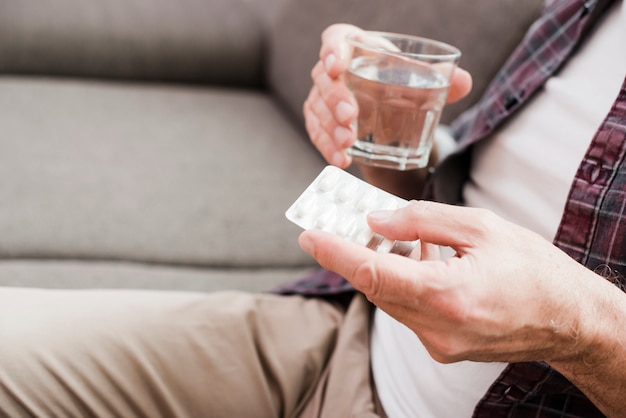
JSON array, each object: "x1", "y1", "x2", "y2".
[
  {"x1": 316, "y1": 169, "x2": 340, "y2": 193},
  {"x1": 314, "y1": 206, "x2": 337, "y2": 230},
  {"x1": 335, "y1": 179, "x2": 359, "y2": 203},
  {"x1": 356, "y1": 188, "x2": 379, "y2": 212}
]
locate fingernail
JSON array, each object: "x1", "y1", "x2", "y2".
[
  {"x1": 336, "y1": 101, "x2": 355, "y2": 122},
  {"x1": 298, "y1": 232, "x2": 314, "y2": 254},
  {"x1": 324, "y1": 54, "x2": 336, "y2": 72},
  {"x1": 333, "y1": 126, "x2": 352, "y2": 146},
  {"x1": 368, "y1": 210, "x2": 394, "y2": 223},
  {"x1": 331, "y1": 151, "x2": 346, "y2": 167}
]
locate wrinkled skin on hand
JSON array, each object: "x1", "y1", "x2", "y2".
[{"x1": 299, "y1": 200, "x2": 597, "y2": 364}]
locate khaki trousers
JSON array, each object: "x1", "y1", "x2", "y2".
[{"x1": 0, "y1": 287, "x2": 386, "y2": 418}]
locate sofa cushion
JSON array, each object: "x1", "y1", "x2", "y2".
[
  {"x1": 268, "y1": 0, "x2": 544, "y2": 125},
  {"x1": 0, "y1": 76, "x2": 324, "y2": 268},
  {"x1": 0, "y1": 0, "x2": 286, "y2": 86},
  {"x1": 0, "y1": 260, "x2": 314, "y2": 293}
]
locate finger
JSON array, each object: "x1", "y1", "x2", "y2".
[
  {"x1": 303, "y1": 97, "x2": 322, "y2": 143},
  {"x1": 446, "y1": 68, "x2": 473, "y2": 103},
  {"x1": 306, "y1": 81, "x2": 355, "y2": 148},
  {"x1": 298, "y1": 229, "x2": 433, "y2": 304},
  {"x1": 367, "y1": 201, "x2": 497, "y2": 250},
  {"x1": 404, "y1": 239, "x2": 441, "y2": 262},
  {"x1": 304, "y1": 89, "x2": 353, "y2": 167},
  {"x1": 304, "y1": 84, "x2": 335, "y2": 136},
  {"x1": 304, "y1": 103, "x2": 349, "y2": 167},
  {"x1": 420, "y1": 240, "x2": 441, "y2": 261},
  {"x1": 311, "y1": 61, "x2": 357, "y2": 125},
  {"x1": 320, "y1": 24, "x2": 363, "y2": 78}
]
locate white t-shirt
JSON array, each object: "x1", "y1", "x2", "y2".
[{"x1": 371, "y1": 2, "x2": 626, "y2": 417}]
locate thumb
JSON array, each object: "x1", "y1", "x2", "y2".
[{"x1": 447, "y1": 67, "x2": 473, "y2": 103}]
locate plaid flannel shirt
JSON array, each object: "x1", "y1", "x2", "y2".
[{"x1": 277, "y1": 0, "x2": 625, "y2": 415}]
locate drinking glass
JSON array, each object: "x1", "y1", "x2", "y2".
[{"x1": 345, "y1": 31, "x2": 461, "y2": 170}]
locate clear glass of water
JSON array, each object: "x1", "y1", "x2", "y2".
[{"x1": 345, "y1": 31, "x2": 461, "y2": 171}]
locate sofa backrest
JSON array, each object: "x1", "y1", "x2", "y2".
[
  {"x1": 0, "y1": 0, "x2": 287, "y2": 87},
  {"x1": 268, "y1": 0, "x2": 545, "y2": 125}
]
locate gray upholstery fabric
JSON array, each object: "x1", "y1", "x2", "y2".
[
  {"x1": 0, "y1": 0, "x2": 546, "y2": 292},
  {"x1": 0, "y1": 0, "x2": 286, "y2": 86},
  {"x1": 268, "y1": 0, "x2": 545, "y2": 125},
  {"x1": 0, "y1": 260, "x2": 313, "y2": 292},
  {"x1": 0, "y1": 76, "x2": 324, "y2": 269}
]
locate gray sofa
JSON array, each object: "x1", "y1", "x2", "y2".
[{"x1": 0, "y1": 0, "x2": 543, "y2": 293}]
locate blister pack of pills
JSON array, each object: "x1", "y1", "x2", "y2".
[{"x1": 285, "y1": 165, "x2": 417, "y2": 256}]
